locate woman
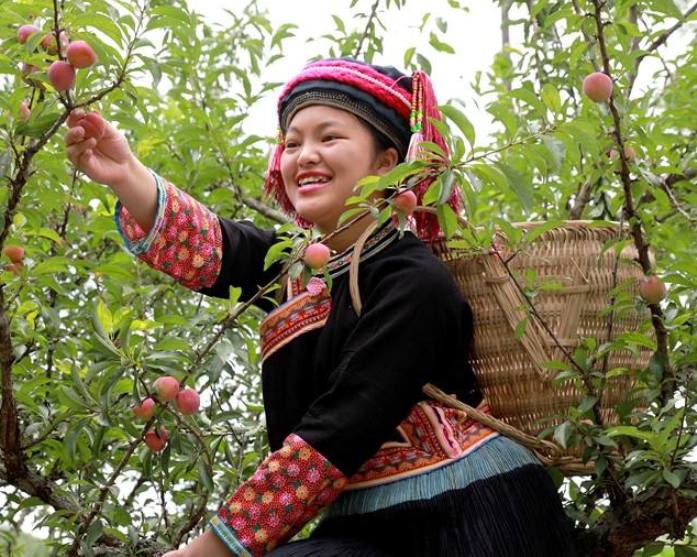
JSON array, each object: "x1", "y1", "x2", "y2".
[{"x1": 65, "y1": 58, "x2": 579, "y2": 557}]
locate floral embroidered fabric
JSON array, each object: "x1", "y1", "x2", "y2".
[
  {"x1": 210, "y1": 433, "x2": 347, "y2": 556},
  {"x1": 260, "y1": 277, "x2": 331, "y2": 363},
  {"x1": 114, "y1": 171, "x2": 223, "y2": 291},
  {"x1": 347, "y1": 400, "x2": 498, "y2": 489}
]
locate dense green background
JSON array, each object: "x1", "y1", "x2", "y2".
[{"x1": 0, "y1": 0, "x2": 696, "y2": 555}]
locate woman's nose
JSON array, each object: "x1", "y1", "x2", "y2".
[{"x1": 297, "y1": 142, "x2": 320, "y2": 166}]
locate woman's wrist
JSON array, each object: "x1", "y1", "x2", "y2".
[{"x1": 110, "y1": 156, "x2": 153, "y2": 193}]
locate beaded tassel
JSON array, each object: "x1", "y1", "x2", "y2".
[
  {"x1": 406, "y1": 71, "x2": 459, "y2": 241},
  {"x1": 406, "y1": 73, "x2": 424, "y2": 163}
]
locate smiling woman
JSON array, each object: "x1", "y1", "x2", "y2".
[
  {"x1": 280, "y1": 106, "x2": 398, "y2": 239},
  {"x1": 66, "y1": 57, "x2": 579, "y2": 557}
]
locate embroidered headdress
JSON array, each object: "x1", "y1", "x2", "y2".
[{"x1": 264, "y1": 57, "x2": 458, "y2": 240}]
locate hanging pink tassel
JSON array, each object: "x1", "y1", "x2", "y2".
[
  {"x1": 408, "y1": 71, "x2": 461, "y2": 241},
  {"x1": 263, "y1": 131, "x2": 293, "y2": 215}
]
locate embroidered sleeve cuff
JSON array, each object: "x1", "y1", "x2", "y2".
[
  {"x1": 212, "y1": 433, "x2": 348, "y2": 556},
  {"x1": 114, "y1": 170, "x2": 223, "y2": 291}
]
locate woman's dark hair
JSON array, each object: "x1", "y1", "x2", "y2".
[{"x1": 367, "y1": 124, "x2": 404, "y2": 163}]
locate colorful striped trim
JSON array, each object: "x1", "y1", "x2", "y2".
[
  {"x1": 114, "y1": 169, "x2": 168, "y2": 256},
  {"x1": 209, "y1": 516, "x2": 252, "y2": 557},
  {"x1": 326, "y1": 435, "x2": 541, "y2": 518},
  {"x1": 260, "y1": 287, "x2": 331, "y2": 363},
  {"x1": 346, "y1": 400, "x2": 500, "y2": 489},
  {"x1": 326, "y1": 222, "x2": 399, "y2": 278},
  {"x1": 279, "y1": 60, "x2": 412, "y2": 118}
]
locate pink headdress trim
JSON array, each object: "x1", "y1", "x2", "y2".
[{"x1": 264, "y1": 61, "x2": 460, "y2": 241}]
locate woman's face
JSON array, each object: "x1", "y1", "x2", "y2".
[{"x1": 280, "y1": 105, "x2": 397, "y2": 233}]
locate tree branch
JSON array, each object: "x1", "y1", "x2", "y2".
[{"x1": 627, "y1": 2, "x2": 697, "y2": 96}]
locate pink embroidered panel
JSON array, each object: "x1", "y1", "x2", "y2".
[
  {"x1": 216, "y1": 433, "x2": 347, "y2": 556},
  {"x1": 118, "y1": 179, "x2": 223, "y2": 290},
  {"x1": 347, "y1": 400, "x2": 499, "y2": 489}
]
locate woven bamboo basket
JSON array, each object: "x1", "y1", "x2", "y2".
[
  {"x1": 349, "y1": 219, "x2": 653, "y2": 472},
  {"x1": 435, "y1": 220, "x2": 653, "y2": 440}
]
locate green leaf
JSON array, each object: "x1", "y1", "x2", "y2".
[
  {"x1": 662, "y1": 469, "x2": 681, "y2": 489},
  {"x1": 497, "y1": 161, "x2": 533, "y2": 212},
  {"x1": 95, "y1": 300, "x2": 113, "y2": 336},
  {"x1": 675, "y1": 546, "x2": 697, "y2": 557},
  {"x1": 605, "y1": 426, "x2": 657, "y2": 444},
  {"x1": 578, "y1": 395, "x2": 598, "y2": 414},
  {"x1": 70, "y1": 13, "x2": 124, "y2": 46},
  {"x1": 263, "y1": 238, "x2": 293, "y2": 271},
  {"x1": 403, "y1": 46, "x2": 416, "y2": 68},
  {"x1": 438, "y1": 170, "x2": 455, "y2": 205},
  {"x1": 429, "y1": 33, "x2": 455, "y2": 54},
  {"x1": 554, "y1": 421, "x2": 573, "y2": 449},
  {"x1": 436, "y1": 204, "x2": 458, "y2": 239},
  {"x1": 197, "y1": 458, "x2": 214, "y2": 492},
  {"x1": 440, "y1": 104, "x2": 475, "y2": 148},
  {"x1": 509, "y1": 87, "x2": 547, "y2": 116},
  {"x1": 541, "y1": 83, "x2": 562, "y2": 113}
]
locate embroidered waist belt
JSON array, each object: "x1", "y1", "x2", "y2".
[{"x1": 346, "y1": 399, "x2": 499, "y2": 490}]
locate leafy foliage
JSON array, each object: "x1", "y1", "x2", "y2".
[{"x1": 0, "y1": 0, "x2": 695, "y2": 555}]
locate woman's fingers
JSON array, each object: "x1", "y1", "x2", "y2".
[
  {"x1": 66, "y1": 137, "x2": 96, "y2": 166},
  {"x1": 65, "y1": 126, "x2": 85, "y2": 146},
  {"x1": 67, "y1": 109, "x2": 85, "y2": 127}
]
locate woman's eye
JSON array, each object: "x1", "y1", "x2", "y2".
[{"x1": 323, "y1": 135, "x2": 338, "y2": 142}]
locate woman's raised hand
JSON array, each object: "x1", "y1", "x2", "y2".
[{"x1": 64, "y1": 109, "x2": 136, "y2": 188}]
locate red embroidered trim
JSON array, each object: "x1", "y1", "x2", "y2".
[
  {"x1": 260, "y1": 279, "x2": 331, "y2": 362},
  {"x1": 347, "y1": 400, "x2": 498, "y2": 489},
  {"x1": 119, "y1": 181, "x2": 223, "y2": 290},
  {"x1": 218, "y1": 433, "x2": 347, "y2": 556}
]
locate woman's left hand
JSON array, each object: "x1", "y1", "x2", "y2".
[{"x1": 161, "y1": 529, "x2": 233, "y2": 557}]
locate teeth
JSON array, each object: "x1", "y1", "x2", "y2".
[{"x1": 298, "y1": 176, "x2": 330, "y2": 186}]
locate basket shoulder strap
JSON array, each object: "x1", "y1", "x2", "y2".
[{"x1": 349, "y1": 220, "x2": 379, "y2": 317}]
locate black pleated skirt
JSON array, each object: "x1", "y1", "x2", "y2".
[{"x1": 267, "y1": 437, "x2": 580, "y2": 557}]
